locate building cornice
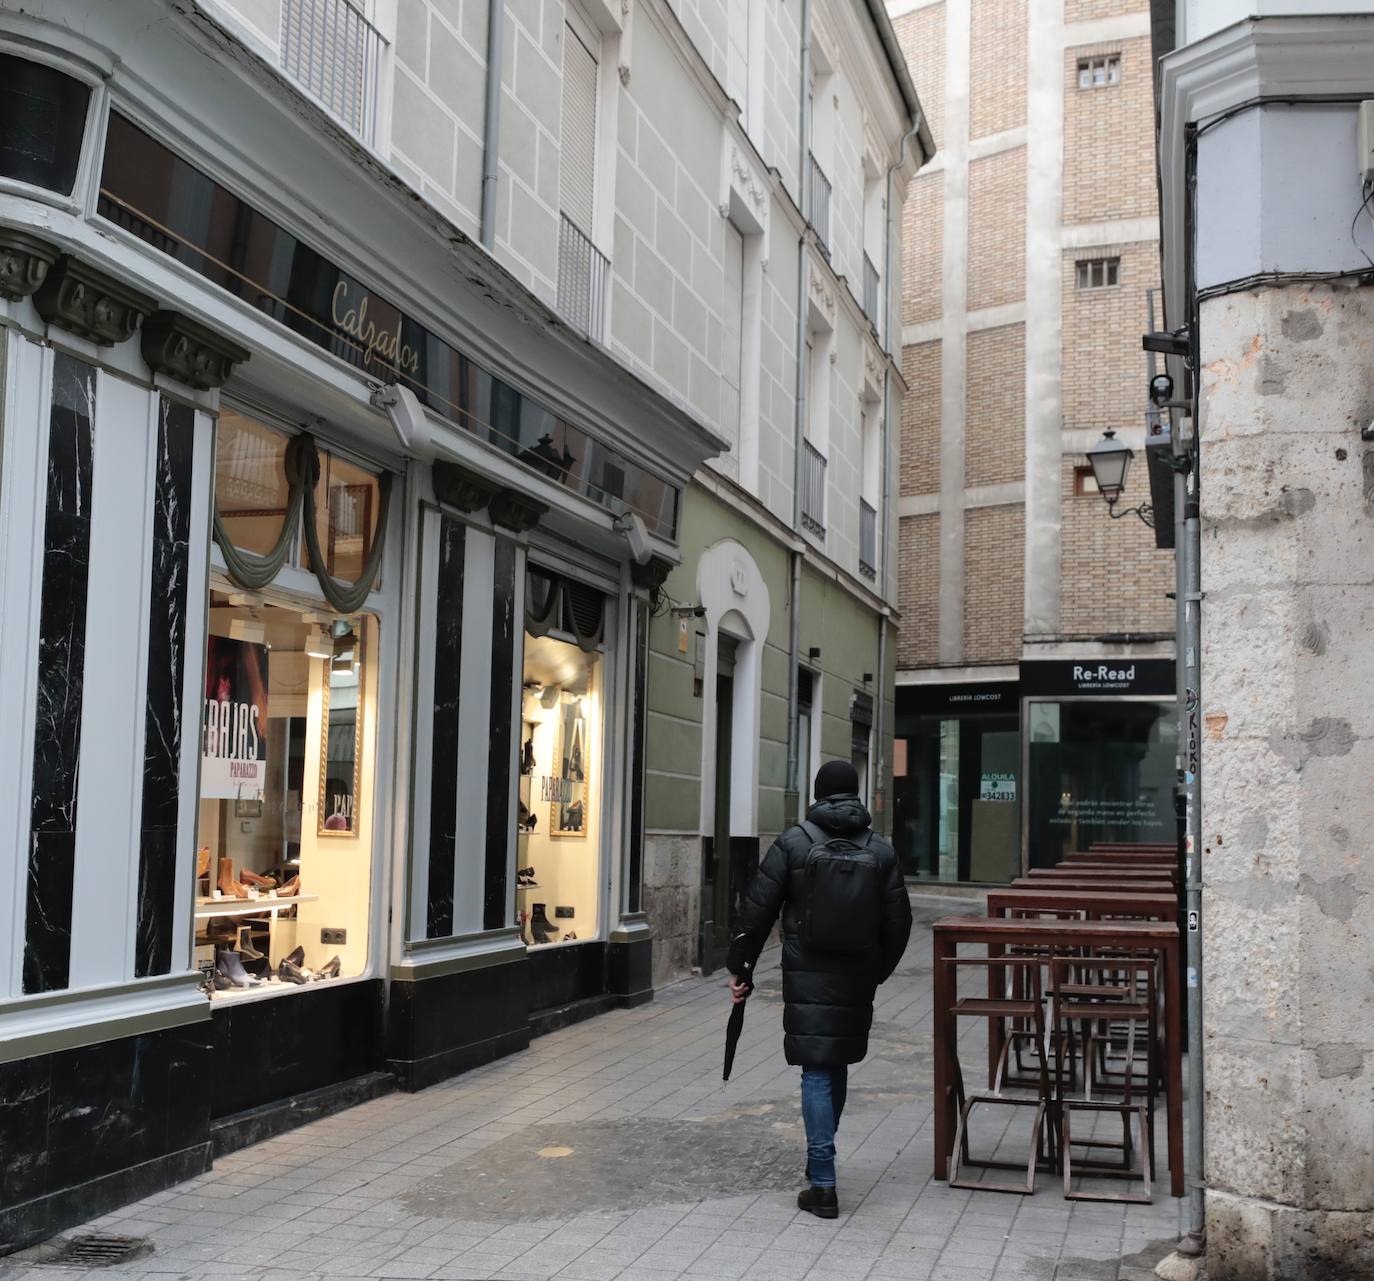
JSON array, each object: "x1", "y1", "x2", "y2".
[{"x1": 1158, "y1": 13, "x2": 1374, "y2": 329}]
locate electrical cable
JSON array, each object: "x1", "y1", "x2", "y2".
[{"x1": 1351, "y1": 178, "x2": 1374, "y2": 273}]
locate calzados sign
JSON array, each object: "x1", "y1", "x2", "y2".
[{"x1": 331, "y1": 280, "x2": 420, "y2": 376}]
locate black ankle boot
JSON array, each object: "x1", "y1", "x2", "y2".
[{"x1": 797, "y1": 1186, "x2": 838, "y2": 1219}]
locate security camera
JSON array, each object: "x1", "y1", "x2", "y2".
[
  {"x1": 371, "y1": 383, "x2": 429, "y2": 454},
  {"x1": 1141, "y1": 329, "x2": 1189, "y2": 358},
  {"x1": 612, "y1": 510, "x2": 653, "y2": 565},
  {"x1": 1149, "y1": 373, "x2": 1175, "y2": 407}
]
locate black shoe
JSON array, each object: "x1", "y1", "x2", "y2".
[
  {"x1": 278, "y1": 958, "x2": 310, "y2": 985},
  {"x1": 797, "y1": 1187, "x2": 838, "y2": 1219},
  {"x1": 284, "y1": 946, "x2": 305, "y2": 968},
  {"x1": 314, "y1": 956, "x2": 341, "y2": 979},
  {"x1": 215, "y1": 948, "x2": 260, "y2": 988}
]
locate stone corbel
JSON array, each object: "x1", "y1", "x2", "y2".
[
  {"x1": 433, "y1": 459, "x2": 503, "y2": 512},
  {"x1": 488, "y1": 487, "x2": 549, "y2": 533},
  {"x1": 141, "y1": 310, "x2": 250, "y2": 390},
  {"x1": 631, "y1": 552, "x2": 674, "y2": 594},
  {"x1": 808, "y1": 264, "x2": 836, "y2": 324},
  {"x1": 0, "y1": 229, "x2": 60, "y2": 302},
  {"x1": 32, "y1": 256, "x2": 155, "y2": 346}
]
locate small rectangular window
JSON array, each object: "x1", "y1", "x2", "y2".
[
  {"x1": 1073, "y1": 465, "x2": 1099, "y2": 496},
  {"x1": 1075, "y1": 257, "x2": 1120, "y2": 290},
  {"x1": 1077, "y1": 55, "x2": 1120, "y2": 89}
]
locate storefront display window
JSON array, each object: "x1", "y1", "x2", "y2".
[
  {"x1": 197, "y1": 404, "x2": 388, "y2": 1000},
  {"x1": 1025, "y1": 700, "x2": 1176, "y2": 867},
  {"x1": 196, "y1": 594, "x2": 378, "y2": 997},
  {"x1": 519, "y1": 569, "x2": 607, "y2": 948},
  {"x1": 893, "y1": 714, "x2": 1021, "y2": 882}
]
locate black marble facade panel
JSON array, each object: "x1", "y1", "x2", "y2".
[
  {"x1": 606, "y1": 936, "x2": 653, "y2": 1001},
  {"x1": 135, "y1": 400, "x2": 196, "y2": 977},
  {"x1": 24, "y1": 352, "x2": 96, "y2": 993},
  {"x1": 526, "y1": 941, "x2": 607, "y2": 1013},
  {"x1": 483, "y1": 537, "x2": 517, "y2": 931},
  {"x1": 627, "y1": 602, "x2": 649, "y2": 915},
  {"x1": 427, "y1": 517, "x2": 465, "y2": 939},
  {"x1": 0, "y1": 1021, "x2": 213, "y2": 1224},
  {"x1": 209, "y1": 980, "x2": 384, "y2": 1119},
  {"x1": 0, "y1": 1056, "x2": 52, "y2": 1210}
]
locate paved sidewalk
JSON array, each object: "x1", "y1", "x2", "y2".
[{"x1": 6, "y1": 901, "x2": 1185, "y2": 1281}]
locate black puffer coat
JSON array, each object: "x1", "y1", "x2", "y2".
[{"x1": 726, "y1": 795, "x2": 912, "y2": 1067}]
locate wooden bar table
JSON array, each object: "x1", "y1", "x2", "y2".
[
  {"x1": 1012, "y1": 876, "x2": 1174, "y2": 894},
  {"x1": 931, "y1": 915, "x2": 1184, "y2": 1197}
]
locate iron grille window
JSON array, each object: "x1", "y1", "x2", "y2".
[
  {"x1": 1075, "y1": 257, "x2": 1120, "y2": 289},
  {"x1": 808, "y1": 152, "x2": 832, "y2": 256},
  {"x1": 862, "y1": 253, "x2": 880, "y2": 327},
  {"x1": 1077, "y1": 55, "x2": 1120, "y2": 89},
  {"x1": 557, "y1": 214, "x2": 610, "y2": 342},
  {"x1": 801, "y1": 439, "x2": 826, "y2": 537},
  {"x1": 280, "y1": 0, "x2": 387, "y2": 145},
  {"x1": 859, "y1": 498, "x2": 877, "y2": 579}
]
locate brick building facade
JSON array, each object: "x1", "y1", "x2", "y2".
[{"x1": 886, "y1": 0, "x2": 1176, "y2": 883}]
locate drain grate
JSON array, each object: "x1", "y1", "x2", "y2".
[{"x1": 51, "y1": 1234, "x2": 153, "y2": 1267}]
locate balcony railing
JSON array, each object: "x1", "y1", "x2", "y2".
[
  {"x1": 801, "y1": 439, "x2": 827, "y2": 537},
  {"x1": 557, "y1": 214, "x2": 610, "y2": 343},
  {"x1": 808, "y1": 152, "x2": 832, "y2": 257},
  {"x1": 281, "y1": 0, "x2": 387, "y2": 146},
  {"x1": 862, "y1": 253, "x2": 880, "y2": 329},
  {"x1": 859, "y1": 498, "x2": 877, "y2": 579}
]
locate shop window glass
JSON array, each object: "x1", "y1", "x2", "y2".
[
  {"x1": 0, "y1": 55, "x2": 91, "y2": 195},
  {"x1": 195, "y1": 591, "x2": 378, "y2": 999},
  {"x1": 893, "y1": 714, "x2": 1021, "y2": 882},
  {"x1": 1026, "y1": 700, "x2": 1176, "y2": 868},
  {"x1": 215, "y1": 410, "x2": 291, "y2": 556},
  {"x1": 305, "y1": 449, "x2": 381, "y2": 584},
  {"x1": 519, "y1": 632, "x2": 604, "y2": 947}
]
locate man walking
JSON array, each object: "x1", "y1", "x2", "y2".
[{"x1": 727, "y1": 760, "x2": 912, "y2": 1219}]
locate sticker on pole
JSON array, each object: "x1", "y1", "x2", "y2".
[{"x1": 1187, "y1": 909, "x2": 1199, "y2": 932}]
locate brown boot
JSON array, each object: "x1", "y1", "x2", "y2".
[{"x1": 217, "y1": 857, "x2": 248, "y2": 899}]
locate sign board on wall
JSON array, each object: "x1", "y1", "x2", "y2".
[
  {"x1": 1019, "y1": 658, "x2": 1175, "y2": 698},
  {"x1": 201, "y1": 636, "x2": 268, "y2": 800}
]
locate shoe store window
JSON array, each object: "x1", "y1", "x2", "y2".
[
  {"x1": 519, "y1": 566, "x2": 609, "y2": 948},
  {"x1": 198, "y1": 406, "x2": 391, "y2": 999}
]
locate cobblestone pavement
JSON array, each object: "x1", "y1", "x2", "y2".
[{"x1": 6, "y1": 900, "x2": 1185, "y2": 1281}]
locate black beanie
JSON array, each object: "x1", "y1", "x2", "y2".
[{"x1": 814, "y1": 759, "x2": 859, "y2": 800}]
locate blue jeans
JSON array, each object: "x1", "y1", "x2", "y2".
[{"x1": 800, "y1": 1066, "x2": 848, "y2": 1188}]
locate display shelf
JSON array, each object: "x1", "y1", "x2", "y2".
[{"x1": 194, "y1": 894, "x2": 319, "y2": 921}]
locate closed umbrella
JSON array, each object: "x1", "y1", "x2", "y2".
[{"x1": 723, "y1": 961, "x2": 753, "y2": 1082}]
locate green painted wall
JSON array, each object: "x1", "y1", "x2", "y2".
[{"x1": 644, "y1": 484, "x2": 894, "y2": 839}]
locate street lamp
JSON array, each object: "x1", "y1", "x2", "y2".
[{"x1": 1085, "y1": 428, "x2": 1152, "y2": 526}]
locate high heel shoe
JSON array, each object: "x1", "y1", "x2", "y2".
[
  {"x1": 276, "y1": 875, "x2": 300, "y2": 897},
  {"x1": 240, "y1": 868, "x2": 276, "y2": 888},
  {"x1": 217, "y1": 857, "x2": 248, "y2": 899},
  {"x1": 278, "y1": 958, "x2": 310, "y2": 985},
  {"x1": 284, "y1": 945, "x2": 305, "y2": 968},
  {"x1": 314, "y1": 956, "x2": 341, "y2": 979}
]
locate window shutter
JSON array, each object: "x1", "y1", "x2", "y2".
[
  {"x1": 281, "y1": 0, "x2": 367, "y2": 137},
  {"x1": 560, "y1": 24, "x2": 598, "y2": 236}
]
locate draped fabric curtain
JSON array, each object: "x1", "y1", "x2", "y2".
[
  {"x1": 213, "y1": 431, "x2": 392, "y2": 609},
  {"x1": 524, "y1": 566, "x2": 605, "y2": 652}
]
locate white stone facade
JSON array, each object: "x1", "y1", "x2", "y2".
[{"x1": 207, "y1": 0, "x2": 921, "y2": 595}]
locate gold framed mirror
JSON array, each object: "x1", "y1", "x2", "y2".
[
  {"x1": 550, "y1": 692, "x2": 588, "y2": 838},
  {"x1": 318, "y1": 623, "x2": 364, "y2": 837}
]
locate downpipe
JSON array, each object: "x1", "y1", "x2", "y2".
[
  {"x1": 479, "y1": 0, "x2": 505, "y2": 248},
  {"x1": 785, "y1": 0, "x2": 813, "y2": 824}
]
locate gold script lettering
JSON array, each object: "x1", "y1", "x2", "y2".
[{"x1": 331, "y1": 280, "x2": 420, "y2": 376}]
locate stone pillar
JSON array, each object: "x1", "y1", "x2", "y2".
[{"x1": 1199, "y1": 282, "x2": 1374, "y2": 1281}]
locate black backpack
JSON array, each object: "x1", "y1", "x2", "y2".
[{"x1": 796, "y1": 820, "x2": 882, "y2": 954}]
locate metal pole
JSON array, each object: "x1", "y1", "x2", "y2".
[{"x1": 1181, "y1": 433, "x2": 1205, "y2": 1251}]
